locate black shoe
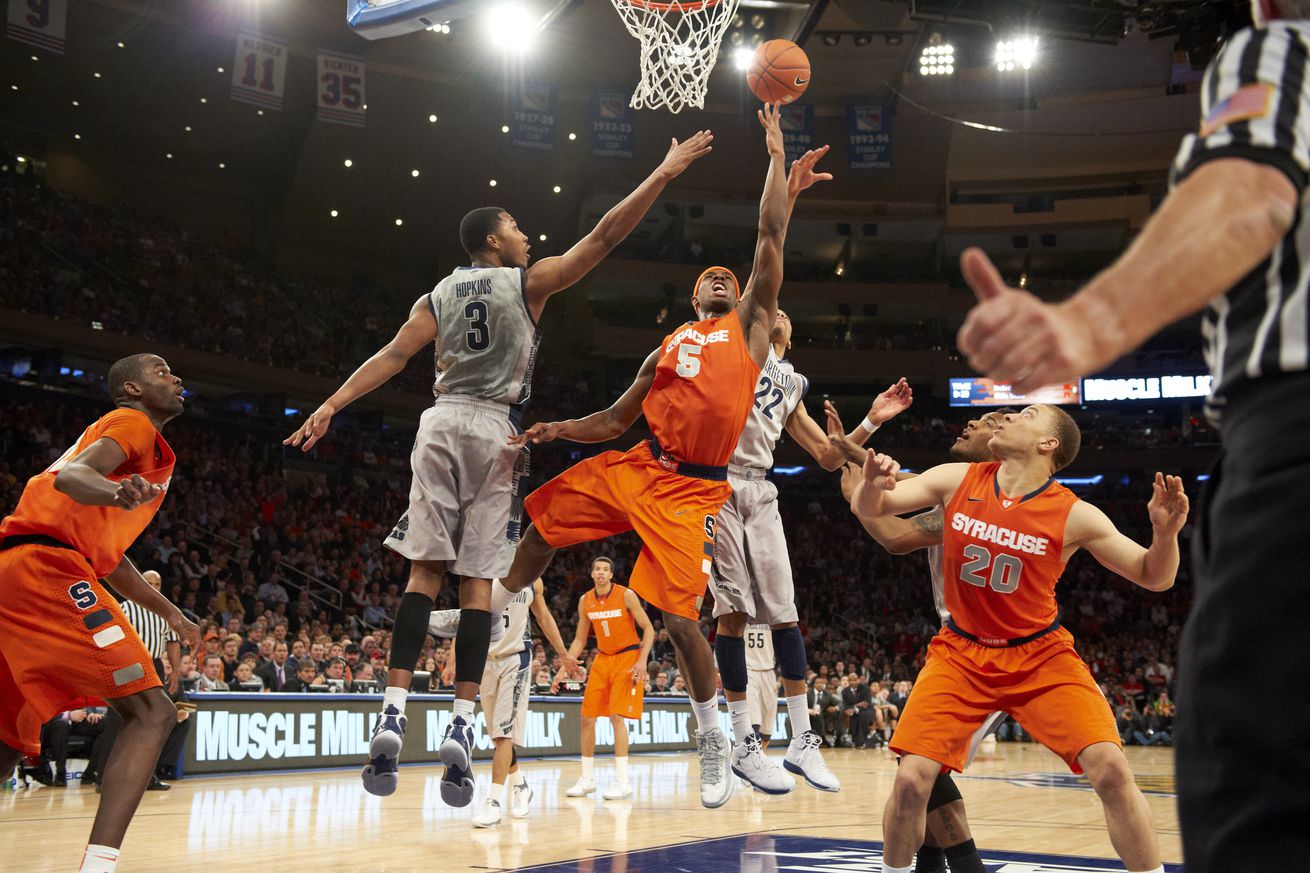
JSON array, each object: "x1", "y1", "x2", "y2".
[{"x1": 147, "y1": 776, "x2": 171, "y2": 791}]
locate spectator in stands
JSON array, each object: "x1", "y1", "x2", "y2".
[
  {"x1": 196, "y1": 656, "x2": 229, "y2": 692},
  {"x1": 258, "y1": 641, "x2": 294, "y2": 691},
  {"x1": 652, "y1": 672, "x2": 671, "y2": 694},
  {"x1": 286, "y1": 661, "x2": 319, "y2": 693},
  {"x1": 39, "y1": 708, "x2": 107, "y2": 787},
  {"x1": 842, "y1": 672, "x2": 875, "y2": 749},
  {"x1": 808, "y1": 677, "x2": 842, "y2": 746},
  {"x1": 233, "y1": 661, "x2": 265, "y2": 692}
]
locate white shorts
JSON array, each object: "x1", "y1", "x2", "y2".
[
  {"x1": 966, "y1": 710, "x2": 1008, "y2": 767},
  {"x1": 384, "y1": 396, "x2": 529, "y2": 579},
  {"x1": 747, "y1": 668, "x2": 779, "y2": 734},
  {"x1": 480, "y1": 647, "x2": 533, "y2": 742},
  {"x1": 711, "y1": 472, "x2": 798, "y2": 625}
]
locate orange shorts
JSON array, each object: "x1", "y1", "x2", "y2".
[
  {"x1": 582, "y1": 648, "x2": 645, "y2": 720},
  {"x1": 890, "y1": 626, "x2": 1120, "y2": 774},
  {"x1": 0, "y1": 545, "x2": 159, "y2": 755},
  {"x1": 525, "y1": 441, "x2": 730, "y2": 620}
]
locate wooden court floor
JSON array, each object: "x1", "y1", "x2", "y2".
[{"x1": 1, "y1": 743, "x2": 1180, "y2": 871}]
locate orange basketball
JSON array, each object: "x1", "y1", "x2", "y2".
[{"x1": 747, "y1": 39, "x2": 811, "y2": 105}]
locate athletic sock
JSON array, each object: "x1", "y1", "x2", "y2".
[
  {"x1": 580, "y1": 756, "x2": 594, "y2": 779},
  {"x1": 727, "y1": 698, "x2": 753, "y2": 744},
  {"x1": 79, "y1": 845, "x2": 119, "y2": 873},
  {"x1": 383, "y1": 686, "x2": 408, "y2": 715},
  {"x1": 943, "y1": 839, "x2": 985, "y2": 873},
  {"x1": 881, "y1": 864, "x2": 912, "y2": 873},
  {"x1": 785, "y1": 694, "x2": 811, "y2": 735},
  {"x1": 489, "y1": 780, "x2": 507, "y2": 805},
  {"x1": 615, "y1": 755, "x2": 629, "y2": 784},
  {"x1": 1128, "y1": 868, "x2": 1164, "y2": 873},
  {"x1": 914, "y1": 845, "x2": 946, "y2": 873},
  {"x1": 452, "y1": 698, "x2": 475, "y2": 721},
  {"x1": 691, "y1": 695, "x2": 720, "y2": 733}
]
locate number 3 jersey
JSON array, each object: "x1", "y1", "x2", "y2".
[
  {"x1": 429, "y1": 266, "x2": 542, "y2": 406},
  {"x1": 941, "y1": 461, "x2": 1079, "y2": 641},
  {"x1": 731, "y1": 348, "x2": 808, "y2": 470},
  {"x1": 642, "y1": 308, "x2": 761, "y2": 467}
]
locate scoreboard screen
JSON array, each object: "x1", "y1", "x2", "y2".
[{"x1": 948, "y1": 378, "x2": 1081, "y2": 408}]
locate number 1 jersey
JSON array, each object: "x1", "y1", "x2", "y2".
[
  {"x1": 941, "y1": 462, "x2": 1079, "y2": 641},
  {"x1": 430, "y1": 266, "x2": 542, "y2": 406}
]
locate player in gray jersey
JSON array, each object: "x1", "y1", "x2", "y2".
[
  {"x1": 712, "y1": 307, "x2": 914, "y2": 795},
  {"x1": 830, "y1": 406, "x2": 1012, "y2": 873},
  {"x1": 283, "y1": 130, "x2": 714, "y2": 808},
  {"x1": 429, "y1": 579, "x2": 573, "y2": 829}
]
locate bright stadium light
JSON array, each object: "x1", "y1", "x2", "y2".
[
  {"x1": 486, "y1": 3, "x2": 539, "y2": 55},
  {"x1": 918, "y1": 40, "x2": 954, "y2": 76},
  {"x1": 996, "y1": 36, "x2": 1038, "y2": 72},
  {"x1": 733, "y1": 47, "x2": 754, "y2": 72}
]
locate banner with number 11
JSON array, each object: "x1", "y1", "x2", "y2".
[{"x1": 231, "y1": 31, "x2": 287, "y2": 111}]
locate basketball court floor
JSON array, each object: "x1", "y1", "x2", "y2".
[{"x1": 2, "y1": 744, "x2": 1181, "y2": 871}]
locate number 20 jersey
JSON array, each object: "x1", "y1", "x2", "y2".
[
  {"x1": 731, "y1": 348, "x2": 808, "y2": 470},
  {"x1": 429, "y1": 266, "x2": 541, "y2": 406},
  {"x1": 941, "y1": 462, "x2": 1079, "y2": 641}
]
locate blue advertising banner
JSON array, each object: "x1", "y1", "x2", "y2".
[
  {"x1": 592, "y1": 91, "x2": 634, "y2": 159},
  {"x1": 780, "y1": 103, "x2": 814, "y2": 164},
  {"x1": 512, "y1": 82, "x2": 556, "y2": 151},
  {"x1": 848, "y1": 102, "x2": 892, "y2": 169}
]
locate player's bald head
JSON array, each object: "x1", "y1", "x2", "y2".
[{"x1": 107, "y1": 353, "x2": 162, "y2": 403}]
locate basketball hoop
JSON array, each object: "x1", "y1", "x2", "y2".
[{"x1": 610, "y1": 0, "x2": 741, "y2": 113}]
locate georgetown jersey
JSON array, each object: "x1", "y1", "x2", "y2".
[
  {"x1": 731, "y1": 349, "x2": 809, "y2": 470},
  {"x1": 488, "y1": 580, "x2": 534, "y2": 660},
  {"x1": 429, "y1": 266, "x2": 541, "y2": 405},
  {"x1": 745, "y1": 623, "x2": 776, "y2": 672}
]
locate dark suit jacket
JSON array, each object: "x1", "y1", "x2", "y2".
[
  {"x1": 258, "y1": 661, "x2": 294, "y2": 692},
  {"x1": 282, "y1": 677, "x2": 317, "y2": 693}
]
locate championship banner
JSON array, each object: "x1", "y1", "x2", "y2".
[
  {"x1": 231, "y1": 31, "x2": 288, "y2": 111},
  {"x1": 780, "y1": 103, "x2": 814, "y2": 165},
  {"x1": 592, "y1": 91, "x2": 634, "y2": 159},
  {"x1": 182, "y1": 692, "x2": 789, "y2": 775},
  {"x1": 512, "y1": 83, "x2": 557, "y2": 151},
  {"x1": 848, "y1": 102, "x2": 893, "y2": 170},
  {"x1": 6, "y1": 0, "x2": 66, "y2": 54},
  {"x1": 316, "y1": 50, "x2": 366, "y2": 127}
]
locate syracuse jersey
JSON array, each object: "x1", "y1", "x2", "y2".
[
  {"x1": 642, "y1": 308, "x2": 761, "y2": 467},
  {"x1": 583, "y1": 584, "x2": 640, "y2": 655},
  {"x1": 941, "y1": 462, "x2": 1079, "y2": 641}
]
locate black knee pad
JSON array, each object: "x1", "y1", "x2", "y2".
[
  {"x1": 454, "y1": 609, "x2": 492, "y2": 684},
  {"x1": 927, "y1": 769, "x2": 962, "y2": 812},
  {"x1": 388, "y1": 591, "x2": 435, "y2": 671},
  {"x1": 511, "y1": 748, "x2": 518, "y2": 767},
  {"x1": 715, "y1": 634, "x2": 748, "y2": 693},
  {"x1": 771, "y1": 626, "x2": 808, "y2": 681}
]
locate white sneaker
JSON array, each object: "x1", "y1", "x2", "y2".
[
  {"x1": 695, "y1": 727, "x2": 734, "y2": 809},
  {"x1": 565, "y1": 777, "x2": 596, "y2": 797},
  {"x1": 472, "y1": 798, "x2": 504, "y2": 828},
  {"x1": 602, "y1": 781, "x2": 633, "y2": 800},
  {"x1": 731, "y1": 735, "x2": 795, "y2": 795},
  {"x1": 510, "y1": 780, "x2": 533, "y2": 818},
  {"x1": 428, "y1": 608, "x2": 505, "y2": 641},
  {"x1": 783, "y1": 729, "x2": 841, "y2": 792}
]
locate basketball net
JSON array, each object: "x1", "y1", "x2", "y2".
[{"x1": 610, "y1": 0, "x2": 741, "y2": 113}]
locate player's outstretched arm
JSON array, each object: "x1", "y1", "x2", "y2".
[
  {"x1": 529, "y1": 579, "x2": 578, "y2": 671},
  {"x1": 284, "y1": 294, "x2": 437, "y2": 452},
  {"x1": 511, "y1": 348, "x2": 658, "y2": 446},
  {"x1": 54, "y1": 438, "x2": 162, "y2": 510},
  {"x1": 522, "y1": 131, "x2": 714, "y2": 309},
  {"x1": 819, "y1": 383, "x2": 913, "y2": 466},
  {"x1": 739, "y1": 104, "x2": 793, "y2": 351},
  {"x1": 106, "y1": 556, "x2": 200, "y2": 651},
  {"x1": 850, "y1": 453, "x2": 968, "y2": 521},
  {"x1": 839, "y1": 463, "x2": 944, "y2": 555},
  {"x1": 1068, "y1": 473, "x2": 1188, "y2": 592},
  {"x1": 624, "y1": 588, "x2": 657, "y2": 686}
]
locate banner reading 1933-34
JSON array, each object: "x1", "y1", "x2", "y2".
[
  {"x1": 231, "y1": 31, "x2": 288, "y2": 111},
  {"x1": 6, "y1": 0, "x2": 66, "y2": 54},
  {"x1": 316, "y1": 50, "x2": 366, "y2": 127}
]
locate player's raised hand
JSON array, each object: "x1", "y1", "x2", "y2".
[
  {"x1": 788, "y1": 144, "x2": 833, "y2": 196},
  {"x1": 1148, "y1": 472, "x2": 1189, "y2": 537},
  {"x1": 869, "y1": 378, "x2": 913, "y2": 425},
  {"x1": 758, "y1": 102, "x2": 785, "y2": 156},
  {"x1": 284, "y1": 402, "x2": 336, "y2": 452},
  {"x1": 509, "y1": 421, "x2": 563, "y2": 446},
  {"x1": 956, "y1": 248, "x2": 1101, "y2": 393},
  {"x1": 658, "y1": 130, "x2": 714, "y2": 177},
  {"x1": 114, "y1": 474, "x2": 164, "y2": 510},
  {"x1": 862, "y1": 449, "x2": 899, "y2": 490}
]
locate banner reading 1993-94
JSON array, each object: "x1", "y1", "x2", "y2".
[
  {"x1": 780, "y1": 103, "x2": 814, "y2": 165},
  {"x1": 592, "y1": 92, "x2": 634, "y2": 159},
  {"x1": 848, "y1": 102, "x2": 893, "y2": 170},
  {"x1": 512, "y1": 83, "x2": 557, "y2": 151},
  {"x1": 316, "y1": 50, "x2": 366, "y2": 127},
  {"x1": 231, "y1": 31, "x2": 288, "y2": 111},
  {"x1": 6, "y1": 0, "x2": 66, "y2": 54}
]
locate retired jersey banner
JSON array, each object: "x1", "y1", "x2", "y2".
[
  {"x1": 316, "y1": 50, "x2": 366, "y2": 126},
  {"x1": 231, "y1": 31, "x2": 288, "y2": 111},
  {"x1": 780, "y1": 103, "x2": 814, "y2": 165},
  {"x1": 7, "y1": 0, "x2": 66, "y2": 54},
  {"x1": 848, "y1": 102, "x2": 892, "y2": 170},
  {"x1": 592, "y1": 91, "x2": 634, "y2": 159},
  {"x1": 512, "y1": 83, "x2": 557, "y2": 151}
]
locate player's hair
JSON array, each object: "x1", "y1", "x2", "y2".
[
  {"x1": 459, "y1": 207, "x2": 508, "y2": 258},
  {"x1": 991, "y1": 407, "x2": 1018, "y2": 418},
  {"x1": 591, "y1": 555, "x2": 615, "y2": 571},
  {"x1": 1042, "y1": 405, "x2": 1082, "y2": 472},
  {"x1": 107, "y1": 353, "x2": 158, "y2": 403},
  {"x1": 1276, "y1": 1, "x2": 1310, "y2": 19}
]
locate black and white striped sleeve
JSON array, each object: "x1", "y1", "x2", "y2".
[{"x1": 1172, "y1": 24, "x2": 1310, "y2": 192}]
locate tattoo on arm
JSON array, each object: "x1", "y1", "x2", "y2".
[{"x1": 913, "y1": 508, "x2": 944, "y2": 535}]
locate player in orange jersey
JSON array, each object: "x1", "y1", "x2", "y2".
[
  {"x1": 560, "y1": 555, "x2": 655, "y2": 801},
  {"x1": 0, "y1": 354, "x2": 200, "y2": 873},
  {"x1": 850, "y1": 404, "x2": 1188, "y2": 873},
  {"x1": 485, "y1": 104, "x2": 831, "y2": 808}
]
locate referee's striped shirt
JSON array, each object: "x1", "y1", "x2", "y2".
[
  {"x1": 1170, "y1": 21, "x2": 1310, "y2": 425},
  {"x1": 119, "y1": 599, "x2": 178, "y2": 660}
]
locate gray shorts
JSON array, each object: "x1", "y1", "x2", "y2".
[
  {"x1": 384, "y1": 395, "x2": 528, "y2": 579},
  {"x1": 748, "y1": 669, "x2": 779, "y2": 733},
  {"x1": 481, "y1": 647, "x2": 533, "y2": 741},
  {"x1": 711, "y1": 468, "x2": 798, "y2": 625}
]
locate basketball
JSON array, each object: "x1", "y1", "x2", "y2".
[{"x1": 747, "y1": 39, "x2": 811, "y2": 105}]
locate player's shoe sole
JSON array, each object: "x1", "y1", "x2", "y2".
[
  {"x1": 361, "y1": 706, "x2": 406, "y2": 796},
  {"x1": 439, "y1": 718, "x2": 475, "y2": 807}
]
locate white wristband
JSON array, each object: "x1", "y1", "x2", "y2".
[{"x1": 860, "y1": 417, "x2": 879, "y2": 434}]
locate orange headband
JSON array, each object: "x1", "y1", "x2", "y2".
[{"x1": 694, "y1": 266, "x2": 741, "y2": 300}]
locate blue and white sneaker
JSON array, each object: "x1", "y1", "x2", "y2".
[
  {"x1": 439, "y1": 715, "x2": 476, "y2": 807},
  {"x1": 361, "y1": 704, "x2": 406, "y2": 796},
  {"x1": 783, "y1": 729, "x2": 841, "y2": 792}
]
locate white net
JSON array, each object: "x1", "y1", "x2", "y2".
[{"x1": 610, "y1": 0, "x2": 742, "y2": 113}]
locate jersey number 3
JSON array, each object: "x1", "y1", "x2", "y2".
[
  {"x1": 959, "y1": 544, "x2": 1022, "y2": 594},
  {"x1": 465, "y1": 301, "x2": 490, "y2": 352}
]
